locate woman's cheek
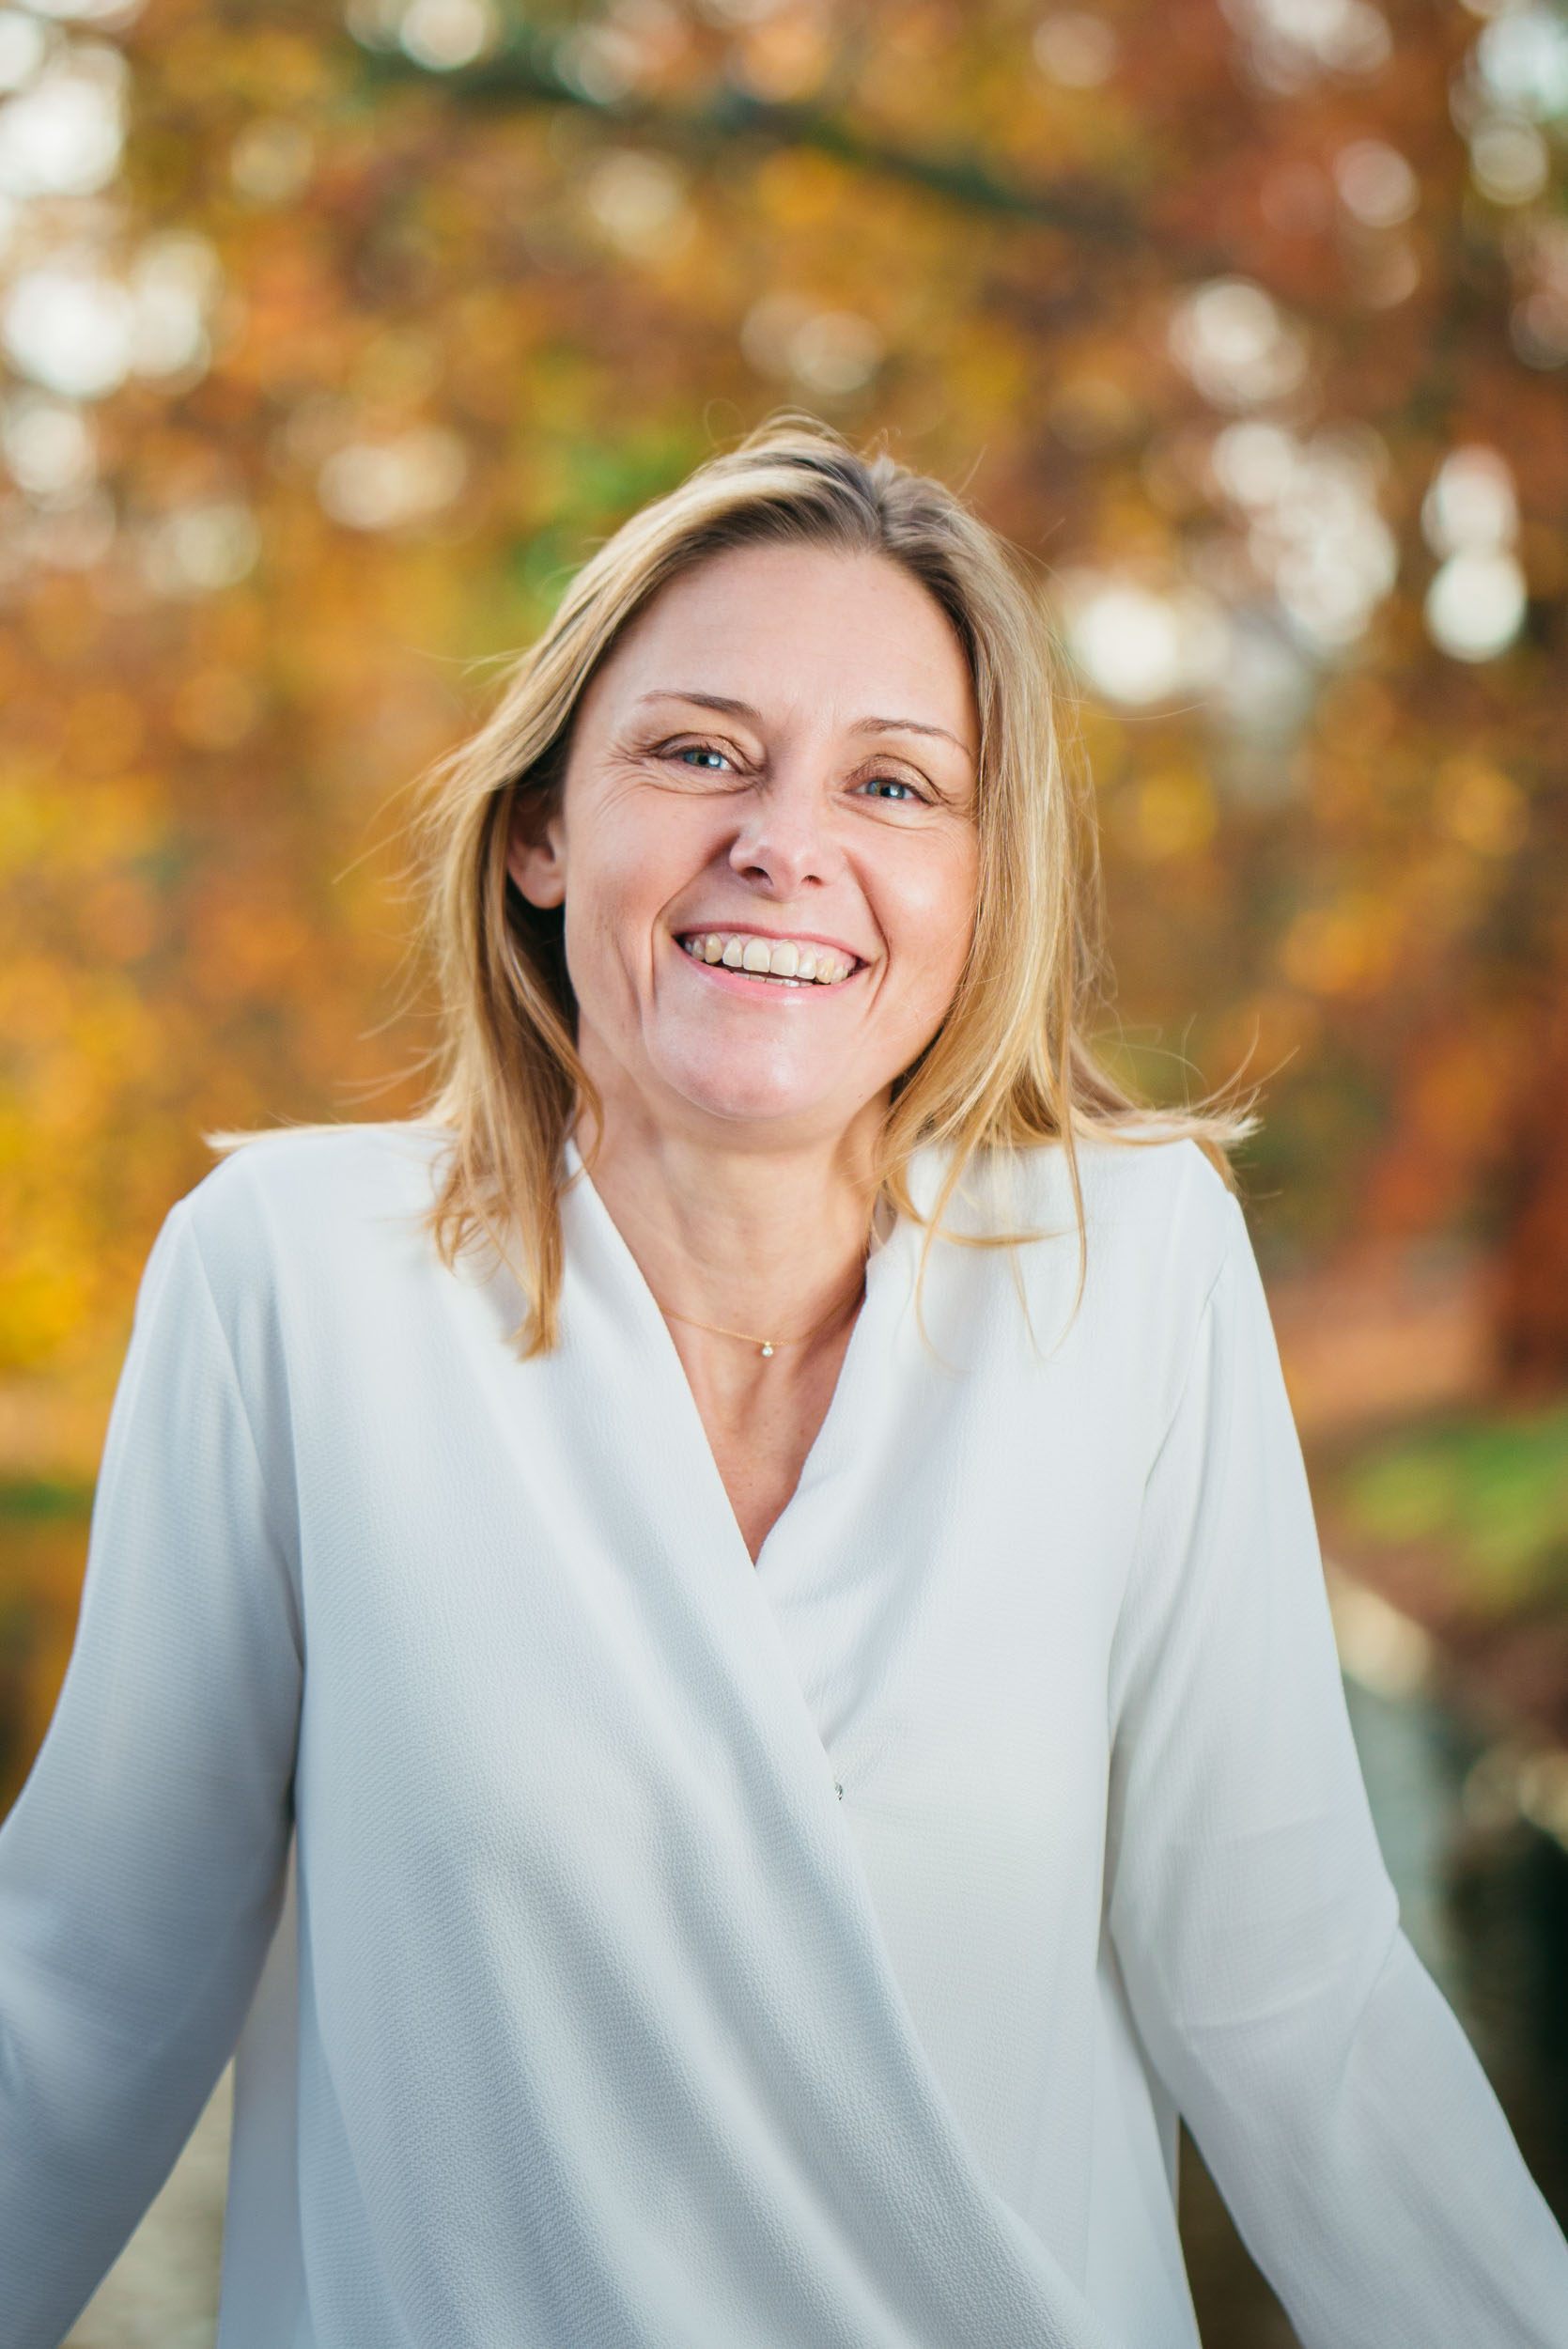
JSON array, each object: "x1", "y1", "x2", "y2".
[{"x1": 878, "y1": 847, "x2": 977, "y2": 977}]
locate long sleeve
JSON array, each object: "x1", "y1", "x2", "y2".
[
  {"x1": 0, "y1": 1202, "x2": 302, "y2": 2349},
  {"x1": 1105, "y1": 1195, "x2": 1568, "y2": 2348}
]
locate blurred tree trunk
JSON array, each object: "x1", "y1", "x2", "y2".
[{"x1": 1496, "y1": 1005, "x2": 1568, "y2": 1390}]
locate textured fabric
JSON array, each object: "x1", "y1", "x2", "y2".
[{"x1": 0, "y1": 1125, "x2": 1564, "y2": 2349}]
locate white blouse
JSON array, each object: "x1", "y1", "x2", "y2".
[{"x1": 1, "y1": 1124, "x2": 1564, "y2": 2349}]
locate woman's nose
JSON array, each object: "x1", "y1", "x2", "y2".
[{"x1": 727, "y1": 764, "x2": 838, "y2": 894}]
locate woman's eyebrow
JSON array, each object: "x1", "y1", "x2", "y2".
[
  {"x1": 634, "y1": 690, "x2": 761, "y2": 722},
  {"x1": 635, "y1": 690, "x2": 974, "y2": 761},
  {"x1": 851, "y1": 714, "x2": 975, "y2": 760}
]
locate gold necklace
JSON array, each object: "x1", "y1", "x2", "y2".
[{"x1": 657, "y1": 1268, "x2": 866, "y2": 1360}]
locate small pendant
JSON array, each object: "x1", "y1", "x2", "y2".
[{"x1": 759, "y1": 1341, "x2": 774, "y2": 1358}]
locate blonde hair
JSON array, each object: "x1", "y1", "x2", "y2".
[{"x1": 420, "y1": 417, "x2": 1251, "y2": 1351}]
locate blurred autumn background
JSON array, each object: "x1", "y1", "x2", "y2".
[{"x1": 4, "y1": 0, "x2": 1568, "y2": 2338}]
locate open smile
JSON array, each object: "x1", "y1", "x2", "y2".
[{"x1": 676, "y1": 929, "x2": 862, "y2": 988}]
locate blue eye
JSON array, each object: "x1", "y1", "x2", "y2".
[
  {"x1": 678, "y1": 746, "x2": 730, "y2": 771},
  {"x1": 862, "y1": 776, "x2": 919, "y2": 801}
]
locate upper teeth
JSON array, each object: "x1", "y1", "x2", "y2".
[{"x1": 680, "y1": 932, "x2": 855, "y2": 985}]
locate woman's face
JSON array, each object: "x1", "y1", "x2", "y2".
[{"x1": 507, "y1": 541, "x2": 981, "y2": 1152}]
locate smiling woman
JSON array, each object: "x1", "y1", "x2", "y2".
[
  {"x1": 3, "y1": 423, "x2": 1567, "y2": 2349},
  {"x1": 506, "y1": 547, "x2": 981, "y2": 1146},
  {"x1": 423, "y1": 424, "x2": 1226, "y2": 1357},
  {"x1": 496, "y1": 538, "x2": 991, "y2": 1549}
]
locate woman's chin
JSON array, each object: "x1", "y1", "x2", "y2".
[
  {"x1": 671, "y1": 1083, "x2": 851, "y2": 1137},
  {"x1": 650, "y1": 1052, "x2": 867, "y2": 1140}
]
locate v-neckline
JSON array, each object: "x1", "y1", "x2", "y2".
[{"x1": 560, "y1": 1141, "x2": 913, "y2": 1577}]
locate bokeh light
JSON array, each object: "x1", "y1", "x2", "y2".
[
  {"x1": 317, "y1": 429, "x2": 468, "y2": 532},
  {"x1": 1033, "y1": 12, "x2": 1119, "y2": 87},
  {"x1": 1333, "y1": 138, "x2": 1420, "y2": 226},
  {"x1": 1425, "y1": 550, "x2": 1529, "y2": 661},
  {"x1": 0, "y1": 42, "x2": 124, "y2": 199},
  {"x1": 1059, "y1": 573, "x2": 1229, "y2": 708},
  {"x1": 1169, "y1": 278, "x2": 1310, "y2": 410},
  {"x1": 1421, "y1": 445, "x2": 1528, "y2": 661},
  {"x1": 2, "y1": 260, "x2": 132, "y2": 396}
]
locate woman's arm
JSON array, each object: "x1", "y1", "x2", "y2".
[
  {"x1": 0, "y1": 1198, "x2": 302, "y2": 2349},
  {"x1": 1106, "y1": 1193, "x2": 1568, "y2": 2349}
]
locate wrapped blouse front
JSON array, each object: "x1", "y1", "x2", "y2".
[{"x1": 0, "y1": 1124, "x2": 1564, "y2": 2349}]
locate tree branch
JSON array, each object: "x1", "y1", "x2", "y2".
[{"x1": 360, "y1": 37, "x2": 1140, "y2": 246}]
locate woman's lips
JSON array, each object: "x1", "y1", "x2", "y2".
[{"x1": 677, "y1": 930, "x2": 859, "y2": 986}]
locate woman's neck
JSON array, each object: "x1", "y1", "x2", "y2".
[
  {"x1": 573, "y1": 1085, "x2": 886, "y2": 1562},
  {"x1": 579, "y1": 1097, "x2": 880, "y2": 1346}
]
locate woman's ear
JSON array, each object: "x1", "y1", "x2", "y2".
[{"x1": 505, "y1": 792, "x2": 567, "y2": 910}]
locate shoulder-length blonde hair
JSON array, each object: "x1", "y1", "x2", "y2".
[{"x1": 420, "y1": 416, "x2": 1250, "y2": 1352}]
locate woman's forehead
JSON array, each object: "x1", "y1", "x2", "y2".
[{"x1": 593, "y1": 541, "x2": 978, "y2": 743}]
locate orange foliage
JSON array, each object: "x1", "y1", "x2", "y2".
[{"x1": 1, "y1": 0, "x2": 1565, "y2": 1439}]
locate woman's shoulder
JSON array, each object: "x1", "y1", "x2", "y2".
[
  {"x1": 909, "y1": 1135, "x2": 1253, "y2": 1423},
  {"x1": 1074, "y1": 1127, "x2": 1242, "y2": 1241},
  {"x1": 934, "y1": 1129, "x2": 1244, "y2": 1278},
  {"x1": 176, "y1": 1120, "x2": 451, "y2": 1279}
]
